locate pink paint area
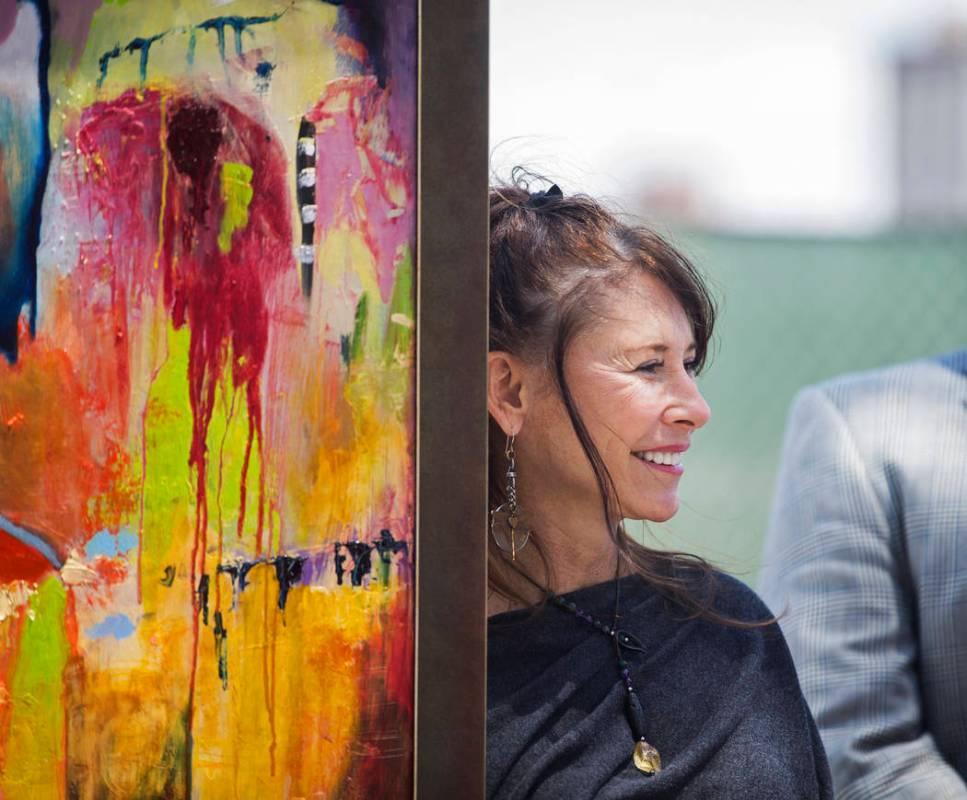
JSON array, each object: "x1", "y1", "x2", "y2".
[{"x1": 306, "y1": 77, "x2": 413, "y2": 304}]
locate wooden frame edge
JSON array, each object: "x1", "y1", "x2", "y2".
[{"x1": 415, "y1": 0, "x2": 489, "y2": 797}]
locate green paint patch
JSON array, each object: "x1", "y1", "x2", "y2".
[
  {"x1": 218, "y1": 162, "x2": 254, "y2": 254},
  {"x1": 139, "y1": 323, "x2": 193, "y2": 611},
  {"x1": 2, "y1": 577, "x2": 68, "y2": 795},
  {"x1": 349, "y1": 292, "x2": 369, "y2": 364},
  {"x1": 204, "y1": 361, "x2": 264, "y2": 547},
  {"x1": 383, "y1": 246, "x2": 414, "y2": 364}
]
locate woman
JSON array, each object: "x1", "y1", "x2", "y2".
[{"x1": 486, "y1": 177, "x2": 832, "y2": 799}]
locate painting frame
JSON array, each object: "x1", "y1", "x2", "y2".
[
  {"x1": 415, "y1": 0, "x2": 489, "y2": 796},
  {"x1": 0, "y1": 0, "x2": 488, "y2": 796}
]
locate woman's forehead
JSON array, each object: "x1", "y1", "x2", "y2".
[{"x1": 581, "y1": 272, "x2": 692, "y2": 342}]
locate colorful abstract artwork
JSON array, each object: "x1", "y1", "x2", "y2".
[{"x1": 0, "y1": 1, "x2": 416, "y2": 796}]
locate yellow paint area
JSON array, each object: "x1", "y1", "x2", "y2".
[
  {"x1": 1, "y1": 578, "x2": 68, "y2": 800},
  {"x1": 218, "y1": 162, "x2": 254, "y2": 254},
  {"x1": 193, "y1": 566, "x2": 404, "y2": 797}
]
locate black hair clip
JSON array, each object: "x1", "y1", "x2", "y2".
[{"x1": 528, "y1": 183, "x2": 563, "y2": 208}]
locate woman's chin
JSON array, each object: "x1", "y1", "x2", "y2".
[{"x1": 625, "y1": 496, "x2": 679, "y2": 524}]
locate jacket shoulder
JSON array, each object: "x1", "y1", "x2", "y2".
[{"x1": 800, "y1": 350, "x2": 967, "y2": 421}]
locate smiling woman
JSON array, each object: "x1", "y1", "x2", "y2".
[{"x1": 485, "y1": 175, "x2": 833, "y2": 799}]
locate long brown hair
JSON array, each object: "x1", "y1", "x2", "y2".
[{"x1": 489, "y1": 173, "x2": 760, "y2": 626}]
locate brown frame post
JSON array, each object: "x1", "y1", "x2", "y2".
[{"x1": 415, "y1": 0, "x2": 489, "y2": 797}]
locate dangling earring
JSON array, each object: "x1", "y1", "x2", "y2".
[{"x1": 490, "y1": 434, "x2": 532, "y2": 560}]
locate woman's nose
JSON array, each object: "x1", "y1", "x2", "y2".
[{"x1": 664, "y1": 376, "x2": 711, "y2": 430}]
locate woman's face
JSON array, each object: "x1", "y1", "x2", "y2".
[{"x1": 518, "y1": 270, "x2": 710, "y2": 524}]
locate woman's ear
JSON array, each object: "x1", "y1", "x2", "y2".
[{"x1": 487, "y1": 351, "x2": 529, "y2": 436}]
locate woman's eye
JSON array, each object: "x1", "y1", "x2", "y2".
[
  {"x1": 635, "y1": 361, "x2": 661, "y2": 374},
  {"x1": 684, "y1": 360, "x2": 698, "y2": 376}
]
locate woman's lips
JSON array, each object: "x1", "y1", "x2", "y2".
[
  {"x1": 632, "y1": 450, "x2": 685, "y2": 475},
  {"x1": 641, "y1": 460, "x2": 684, "y2": 475}
]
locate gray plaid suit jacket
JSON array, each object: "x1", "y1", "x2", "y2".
[{"x1": 759, "y1": 351, "x2": 967, "y2": 800}]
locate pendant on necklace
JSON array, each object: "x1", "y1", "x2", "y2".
[{"x1": 633, "y1": 739, "x2": 662, "y2": 775}]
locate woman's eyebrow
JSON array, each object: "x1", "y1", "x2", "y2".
[{"x1": 622, "y1": 342, "x2": 697, "y2": 357}]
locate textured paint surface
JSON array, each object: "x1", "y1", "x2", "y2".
[{"x1": 0, "y1": 1, "x2": 416, "y2": 797}]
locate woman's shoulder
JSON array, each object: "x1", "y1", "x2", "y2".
[
  {"x1": 640, "y1": 561, "x2": 777, "y2": 625},
  {"x1": 705, "y1": 569, "x2": 777, "y2": 623}
]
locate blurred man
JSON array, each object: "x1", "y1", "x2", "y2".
[{"x1": 759, "y1": 350, "x2": 967, "y2": 799}]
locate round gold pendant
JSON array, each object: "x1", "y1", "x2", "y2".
[{"x1": 633, "y1": 739, "x2": 661, "y2": 775}]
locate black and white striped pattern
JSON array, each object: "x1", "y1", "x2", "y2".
[{"x1": 295, "y1": 116, "x2": 316, "y2": 297}]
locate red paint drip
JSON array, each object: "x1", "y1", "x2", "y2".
[
  {"x1": 0, "y1": 599, "x2": 27, "y2": 773},
  {"x1": 76, "y1": 88, "x2": 293, "y2": 794},
  {"x1": 64, "y1": 587, "x2": 80, "y2": 657}
]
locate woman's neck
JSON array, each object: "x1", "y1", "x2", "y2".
[
  {"x1": 526, "y1": 488, "x2": 620, "y2": 589},
  {"x1": 487, "y1": 515, "x2": 628, "y2": 617}
]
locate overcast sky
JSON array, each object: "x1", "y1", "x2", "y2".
[{"x1": 491, "y1": 0, "x2": 967, "y2": 234}]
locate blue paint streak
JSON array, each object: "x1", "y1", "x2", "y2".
[
  {"x1": 117, "y1": 530, "x2": 138, "y2": 554},
  {"x1": 85, "y1": 529, "x2": 118, "y2": 558},
  {"x1": 1, "y1": 0, "x2": 50, "y2": 363},
  {"x1": 96, "y1": 12, "x2": 286, "y2": 88},
  {"x1": 97, "y1": 43, "x2": 121, "y2": 89},
  {"x1": 85, "y1": 528, "x2": 139, "y2": 559},
  {"x1": 0, "y1": 512, "x2": 62, "y2": 569},
  {"x1": 124, "y1": 33, "x2": 168, "y2": 86},
  {"x1": 87, "y1": 614, "x2": 136, "y2": 640}
]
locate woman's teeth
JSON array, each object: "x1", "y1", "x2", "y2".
[{"x1": 634, "y1": 450, "x2": 682, "y2": 466}]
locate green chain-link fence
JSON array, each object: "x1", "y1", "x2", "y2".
[{"x1": 627, "y1": 228, "x2": 967, "y2": 582}]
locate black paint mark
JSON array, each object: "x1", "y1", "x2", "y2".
[
  {"x1": 345, "y1": 541, "x2": 372, "y2": 587},
  {"x1": 161, "y1": 565, "x2": 176, "y2": 586},
  {"x1": 374, "y1": 528, "x2": 408, "y2": 584},
  {"x1": 335, "y1": 529, "x2": 407, "y2": 587},
  {"x1": 295, "y1": 117, "x2": 316, "y2": 297},
  {"x1": 213, "y1": 611, "x2": 229, "y2": 690},
  {"x1": 196, "y1": 573, "x2": 210, "y2": 625},
  {"x1": 217, "y1": 560, "x2": 256, "y2": 603},
  {"x1": 274, "y1": 555, "x2": 305, "y2": 612},
  {"x1": 334, "y1": 542, "x2": 348, "y2": 586},
  {"x1": 254, "y1": 60, "x2": 275, "y2": 93},
  {"x1": 166, "y1": 101, "x2": 223, "y2": 226}
]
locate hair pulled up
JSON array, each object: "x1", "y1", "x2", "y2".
[{"x1": 489, "y1": 170, "x2": 755, "y2": 626}]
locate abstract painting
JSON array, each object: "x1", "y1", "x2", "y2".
[{"x1": 0, "y1": 1, "x2": 416, "y2": 796}]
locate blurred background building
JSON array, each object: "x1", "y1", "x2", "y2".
[
  {"x1": 897, "y1": 24, "x2": 967, "y2": 225},
  {"x1": 491, "y1": 0, "x2": 967, "y2": 581}
]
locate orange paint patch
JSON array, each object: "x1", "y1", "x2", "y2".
[
  {"x1": 92, "y1": 558, "x2": 128, "y2": 586},
  {"x1": 0, "y1": 339, "x2": 125, "y2": 562}
]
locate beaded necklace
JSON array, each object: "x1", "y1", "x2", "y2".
[{"x1": 522, "y1": 568, "x2": 662, "y2": 775}]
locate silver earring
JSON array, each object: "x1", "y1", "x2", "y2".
[{"x1": 491, "y1": 434, "x2": 532, "y2": 560}]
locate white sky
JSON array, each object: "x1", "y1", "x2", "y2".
[{"x1": 490, "y1": 0, "x2": 967, "y2": 234}]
